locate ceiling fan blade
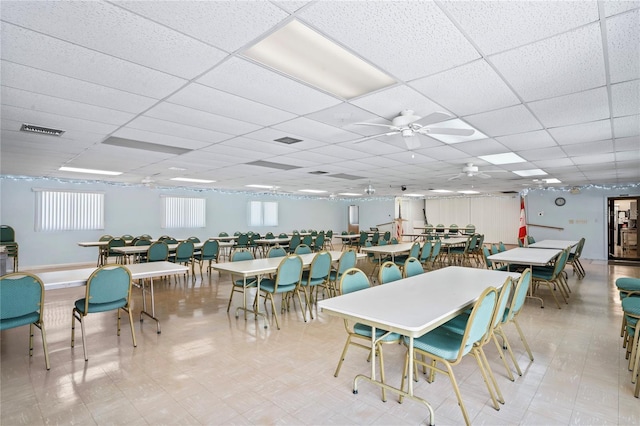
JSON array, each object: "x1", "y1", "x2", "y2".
[
  {"x1": 447, "y1": 173, "x2": 463, "y2": 181},
  {"x1": 355, "y1": 122, "x2": 396, "y2": 129},
  {"x1": 477, "y1": 173, "x2": 492, "y2": 179},
  {"x1": 403, "y1": 135, "x2": 421, "y2": 150},
  {"x1": 351, "y1": 131, "x2": 399, "y2": 144},
  {"x1": 420, "y1": 127, "x2": 475, "y2": 136},
  {"x1": 412, "y1": 111, "x2": 452, "y2": 127}
]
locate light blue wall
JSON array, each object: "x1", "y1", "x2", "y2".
[
  {"x1": 525, "y1": 185, "x2": 640, "y2": 260},
  {"x1": 0, "y1": 177, "x2": 394, "y2": 268}
]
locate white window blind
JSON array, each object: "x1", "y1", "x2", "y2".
[
  {"x1": 162, "y1": 196, "x2": 206, "y2": 228},
  {"x1": 248, "y1": 201, "x2": 278, "y2": 226},
  {"x1": 34, "y1": 189, "x2": 104, "y2": 231}
]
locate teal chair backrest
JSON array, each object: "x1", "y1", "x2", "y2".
[
  {"x1": 294, "y1": 244, "x2": 312, "y2": 254},
  {"x1": 219, "y1": 232, "x2": 229, "y2": 237},
  {"x1": 499, "y1": 242, "x2": 506, "y2": 252},
  {"x1": 278, "y1": 233, "x2": 288, "y2": 238},
  {"x1": 309, "y1": 251, "x2": 332, "y2": 280},
  {"x1": 135, "y1": 239, "x2": 151, "y2": 246},
  {"x1": 99, "y1": 234, "x2": 113, "y2": 242},
  {"x1": 302, "y1": 235, "x2": 312, "y2": 246},
  {"x1": 175, "y1": 241, "x2": 194, "y2": 261},
  {"x1": 147, "y1": 242, "x2": 168, "y2": 262},
  {"x1": 236, "y1": 234, "x2": 249, "y2": 246},
  {"x1": 419, "y1": 242, "x2": 432, "y2": 262},
  {"x1": 267, "y1": 246, "x2": 287, "y2": 258},
  {"x1": 482, "y1": 246, "x2": 494, "y2": 268},
  {"x1": 231, "y1": 249, "x2": 253, "y2": 262},
  {"x1": 265, "y1": 232, "x2": 275, "y2": 239},
  {"x1": 505, "y1": 269, "x2": 531, "y2": 322},
  {"x1": 109, "y1": 237, "x2": 126, "y2": 248},
  {"x1": 430, "y1": 240, "x2": 441, "y2": 259},
  {"x1": 380, "y1": 262, "x2": 402, "y2": 284},
  {"x1": 187, "y1": 236, "x2": 200, "y2": 243},
  {"x1": 338, "y1": 249, "x2": 357, "y2": 274},
  {"x1": 339, "y1": 268, "x2": 370, "y2": 295},
  {"x1": 465, "y1": 224, "x2": 475, "y2": 235},
  {"x1": 551, "y1": 248, "x2": 570, "y2": 279},
  {"x1": 527, "y1": 236, "x2": 535, "y2": 244},
  {"x1": 404, "y1": 258, "x2": 423, "y2": 277},
  {"x1": 85, "y1": 266, "x2": 131, "y2": 309},
  {"x1": 383, "y1": 231, "x2": 391, "y2": 241},
  {"x1": 164, "y1": 237, "x2": 178, "y2": 245},
  {"x1": 276, "y1": 255, "x2": 303, "y2": 287},
  {"x1": 491, "y1": 244, "x2": 499, "y2": 255},
  {"x1": 409, "y1": 242, "x2": 420, "y2": 258},
  {"x1": 491, "y1": 278, "x2": 513, "y2": 331},
  {"x1": 358, "y1": 231, "x2": 368, "y2": 245},
  {"x1": 462, "y1": 287, "x2": 497, "y2": 356},
  {"x1": 200, "y1": 240, "x2": 219, "y2": 260},
  {"x1": 0, "y1": 273, "x2": 43, "y2": 328},
  {"x1": 314, "y1": 234, "x2": 325, "y2": 249},
  {"x1": 326, "y1": 230, "x2": 333, "y2": 238},
  {"x1": 0, "y1": 225, "x2": 16, "y2": 242},
  {"x1": 289, "y1": 234, "x2": 301, "y2": 249},
  {"x1": 371, "y1": 232, "x2": 380, "y2": 244},
  {"x1": 378, "y1": 239, "x2": 388, "y2": 246}
]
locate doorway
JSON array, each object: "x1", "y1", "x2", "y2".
[{"x1": 608, "y1": 196, "x2": 639, "y2": 262}]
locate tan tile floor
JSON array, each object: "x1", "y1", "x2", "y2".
[{"x1": 1, "y1": 256, "x2": 639, "y2": 425}]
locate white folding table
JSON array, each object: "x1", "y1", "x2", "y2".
[
  {"x1": 37, "y1": 261, "x2": 187, "y2": 333},
  {"x1": 361, "y1": 242, "x2": 416, "y2": 262},
  {"x1": 528, "y1": 240, "x2": 578, "y2": 250},
  {"x1": 318, "y1": 266, "x2": 519, "y2": 425}
]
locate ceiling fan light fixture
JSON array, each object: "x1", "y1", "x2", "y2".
[{"x1": 364, "y1": 184, "x2": 376, "y2": 195}]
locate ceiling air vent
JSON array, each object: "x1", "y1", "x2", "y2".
[
  {"x1": 246, "y1": 160, "x2": 301, "y2": 170},
  {"x1": 309, "y1": 171, "x2": 329, "y2": 175},
  {"x1": 501, "y1": 191, "x2": 519, "y2": 194},
  {"x1": 20, "y1": 123, "x2": 65, "y2": 136},
  {"x1": 274, "y1": 136, "x2": 303, "y2": 144}
]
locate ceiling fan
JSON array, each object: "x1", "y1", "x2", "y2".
[
  {"x1": 351, "y1": 110, "x2": 475, "y2": 149},
  {"x1": 447, "y1": 163, "x2": 505, "y2": 181}
]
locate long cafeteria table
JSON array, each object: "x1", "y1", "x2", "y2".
[{"x1": 318, "y1": 266, "x2": 520, "y2": 425}]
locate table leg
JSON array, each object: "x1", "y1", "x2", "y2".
[
  {"x1": 140, "y1": 277, "x2": 161, "y2": 333},
  {"x1": 234, "y1": 275, "x2": 269, "y2": 328}
]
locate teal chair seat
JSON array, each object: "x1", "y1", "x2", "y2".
[
  {"x1": 1, "y1": 311, "x2": 40, "y2": 329},
  {"x1": 409, "y1": 326, "x2": 470, "y2": 360},
  {"x1": 74, "y1": 297, "x2": 126, "y2": 314},
  {"x1": 259, "y1": 279, "x2": 296, "y2": 294},
  {"x1": 353, "y1": 323, "x2": 400, "y2": 342}
]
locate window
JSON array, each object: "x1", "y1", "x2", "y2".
[
  {"x1": 248, "y1": 201, "x2": 278, "y2": 226},
  {"x1": 162, "y1": 196, "x2": 206, "y2": 228},
  {"x1": 34, "y1": 189, "x2": 104, "y2": 231}
]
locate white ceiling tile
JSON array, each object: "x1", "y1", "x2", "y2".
[
  {"x1": 299, "y1": 1, "x2": 479, "y2": 80},
  {"x1": 242, "y1": 127, "x2": 326, "y2": 150},
  {"x1": 168, "y1": 83, "x2": 295, "y2": 127},
  {"x1": 111, "y1": 128, "x2": 212, "y2": 150},
  {"x1": 464, "y1": 105, "x2": 542, "y2": 137},
  {"x1": 531, "y1": 158, "x2": 575, "y2": 168},
  {"x1": 570, "y1": 152, "x2": 616, "y2": 165},
  {"x1": 1, "y1": 23, "x2": 186, "y2": 99},
  {"x1": 272, "y1": 117, "x2": 357, "y2": 143},
  {"x1": 615, "y1": 135, "x2": 640, "y2": 150},
  {"x1": 1, "y1": 1, "x2": 226, "y2": 79},
  {"x1": 283, "y1": 150, "x2": 342, "y2": 166},
  {"x1": 304, "y1": 103, "x2": 382, "y2": 137},
  {"x1": 562, "y1": 139, "x2": 614, "y2": 156},
  {"x1": 336, "y1": 139, "x2": 406, "y2": 156},
  {"x1": 529, "y1": 87, "x2": 610, "y2": 128},
  {"x1": 385, "y1": 152, "x2": 437, "y2": 166},
  {"x1": 1, "y1": 105, "x2": 118, "y2": 135},
  {"x1": 352, "y1": 85, "x2": 449, "y2": 120},
  {"x1": 604, "y1": 1, "x2": 640, "y2": 17},
  {"x1": 145, "y1": 103, "x2": 261, "y2": 135},
  {"x1": 219, "y1": 137, "x2": 298, "y2": 156},
  {"x1": 490, "y1": 24, "x2": 605, "y2": 101},
  {"x1": 495, "y1": 130, "x2": 557, "y2": 151},
  {"x1": 607, "y1": 9, "x2": 640, "y2": 83},
  {"x1": 0, "y1": 61, "x2": 157, "y2": 114},
  {"x1": 410, "y1": 60, "x2": 520, "y2": 116},
  {"x1": 197, "y1": 144, "x2": 263, "y2": 160},
  {"x1": 114, "y1": 1, "x2": 288, "y2": 52},
  {"x1": 414, "y1": 145, "x2": 466, "y2": 161},
  {"x1": 125, "y1": 116, "x2": 233, "y2": 144},
  {"x1": 547, "y1": 120, "x2": 613, "y2": 145},
  {"x1": 616, "y1": 150, "x2": 640, "y2": 161},
  {"x1": 452, "y1": 139, "x2": 510, "y2": 157},
  {"x1": 613, "y1": 115, "x2": 640, "y2": 137},
  {"x1": 1, "y1": 86, "x2": 135, "y2": 126},
  {"x1": 273, "y1": 1, "x2": 312, "y2": 14},
  {"x1": 442, "y1": 1, "x2": 598, "y2": 54},
  {"x1": 197, "y1": 57, "x2": 341, "y2": 114},
  {"x1": 307, "y1": 145, "x2": 365, "y2": 161},
  {"x1": 611, "y1": 80, "x2": 640, "y2": 117},
  {"x1": 518, "y1": 147, "x2": 567, "y2": 162}
]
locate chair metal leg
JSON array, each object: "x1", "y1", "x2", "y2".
[
  {"x1": 513, "y1": 318, "x2": 534, "y2": 361},
  {"x1": 38, "y1": 321, "x2": 50, "y2": 370},
  {"x1": 491, "y1": 332, "x2": 515, "y2": 381},
  {"x1": 477, "y1": 346, "x2": 505, "y2": 405}
]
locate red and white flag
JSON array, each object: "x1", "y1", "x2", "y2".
[{"x1": 518, "y1": 196, "x2": 527, "y2": 245}]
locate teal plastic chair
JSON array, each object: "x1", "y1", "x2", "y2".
[
  {"x1": 0, "y1": 272, "x2": 50, "y2": 369},
  {"x1": 107, "y1": 237, "x2": 126, "y2": 264},
  {"x1": 622, "y1": 294, "x2": 640, "y2": 397},
  {"x1": 483, "y1": 246, "x2": 507, "y2": 271},
  {"x1": 325, "y1": 229, "x2": 334, "y2": 250},
  {"x1": 170, "y1": 241, "x2": 195, "y2": 277},
  {"x1": 364, "y1": 241, "x2": 386, "y2": 280},
  {"x1": 532, "y1": 248, "x2": 570, "y2": 309},
  {"x1": 427, "y1": 239, "x2": 442, "y2": 269},
  {"x1": 567, "y1": 237, "x2": 586, "y2": 279},
  {"x1": 72, "y1": 265, "x2": 136, "y2": 361},
  {"x1": 419, "y1": 241, "x2": 432, "y2": 267},
  {"x1": 267, "y1": 246, "x2": 287, "y2": 258},
  {"x1": 333, "y1": 268, "x2": 401, "y2": 402},
  {"x1": 378, "y1": 261, "x2": 402, "y2": 284},
  {"x1": 300, "y1": 251, "x2": 332, "y2": 320},
  {"x1": 616, "y1": 277, "x2": 640, "y2": 339},
  {"x1": 301, "y1": 234, "x2": 313, "y2": 247},
  {"x1": 382, "y1": 231, "x2": 391, "y2": 242},
  {"x1": 394, "y1": 241, "x2": 420, "y2": 267},
  {"x1": 294, "y1": 244, "x2": 312, "y2": 254},
  {"x1": 403, "y1": 257, "x2": 424, "y2": 278},
  {"x1": 288, "y1": 233, "x2": 301, "y2": 254},
  {"x1": 400, "y1": 286, "x2": 498, "y2": 425},
  {"x1": 226, "y1": 249, "x2": 257, "y2": 314},
  {"x1": 147, "y1": 241, "x2": 169, "y2": 262},
  {"x1": 257, "y1": 255, "x2": 304, "y2": 329},
  {"x1": 500, "y1": 269, "x2": 534, "y2": 372},
  {"x1": 96, "y1": 234, "x2": 113, "y2": 266},
  {"x1": 313, "y1": 233, "x2": 325, "y2": 252},
  {"x1": 265, "y1": 232, "x2": 275, "y2": 239},
  {"x1": 194, "y1": 240, "x2": 219, "y2": 277},
  {"x1": 328, "y1": 249, "x2": 357, "y2": 296},
  {"x1": 218, "y1": 232, "x2": 229, "y2": 237},
  {"x1": 133, "y1": 238, "x2": 151, "y2": 262}
]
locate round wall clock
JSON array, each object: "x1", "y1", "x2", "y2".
[{"x1": 555, "y1": 197, "x2": 566, "y2": 206}]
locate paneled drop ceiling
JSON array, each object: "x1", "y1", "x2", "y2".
[{"x1": 1, "y1": 1, "x2": 638, "y2": 197}]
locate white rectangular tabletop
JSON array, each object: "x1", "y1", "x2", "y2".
[
  {"x1": 211, "y1": 251, "x2": 364, "y2": 276},
  {"x1": 209, "y1": 236, "x2": 237, "y2": 242},
  {"x1": 440, "y1": 237, "x2": 469, "y2": 246},
  {"x1": 361, "y1": 242, "x2": 416, "y2": 256},
  {"x1": 77, "y1": 241, "x2": 109, "y2": 247},
  {"x1": 487, "y1": 247, "x2": 561, "y2": 266},
  {"x1": 336, "y1": 234, "x2": 361, "y2": 240},
  {"x1": 38, "y1": 261, "x2": 188, "y2": 290},
  {"x1": 112, "y1": 242, "x2": 204, "y2": 254},
  {"x1": 528, "y1": 240, "x2": 579, "y2": 250},
  {"x1": 318, "y1": 266, "x2": 519, "y2": 337},
  {"x1": 254, "y1": 237, "x2": 291, "y2": 245}
]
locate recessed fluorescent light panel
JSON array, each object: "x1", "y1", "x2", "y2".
[
  {"x1": 246, "y1": 184, "x2": 275, "y2": 189},
  {"x1": 427, "y1": 119, "x2": 487, "y2": 144},
  {"x1": 338, "y1": 192, "x2": 361, "y2": 196},
  {"x1": 513, "y1": 169, "x2": 548, "y2": 177},
  {"x1": 242, "y1": 20, "x2": 396, "y2": 99},
  {"x1": 478, "y1": 152, "x2": 526, "y2": 165},
  {"x1": 21, "y1": 123, "x2": 65, "y2": 136},
  {"x1": 543, "y1": 178, "x2": 561, "y2": 184},
  {"x1": 431, "y1": 189, "x2": 453, "y2": 193},
  {"x1": 170, "y1": 177, "x2": 215, "y2": 183},
  {"x1": 458, "y1": 190, "x2": 480, "y2": 194},
  {"x1": 59, "y1": 166, "x2": 122, "y2": 176},
  {"x1": 299, "y1": 189, "x2": 327, "y2": 194}
]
